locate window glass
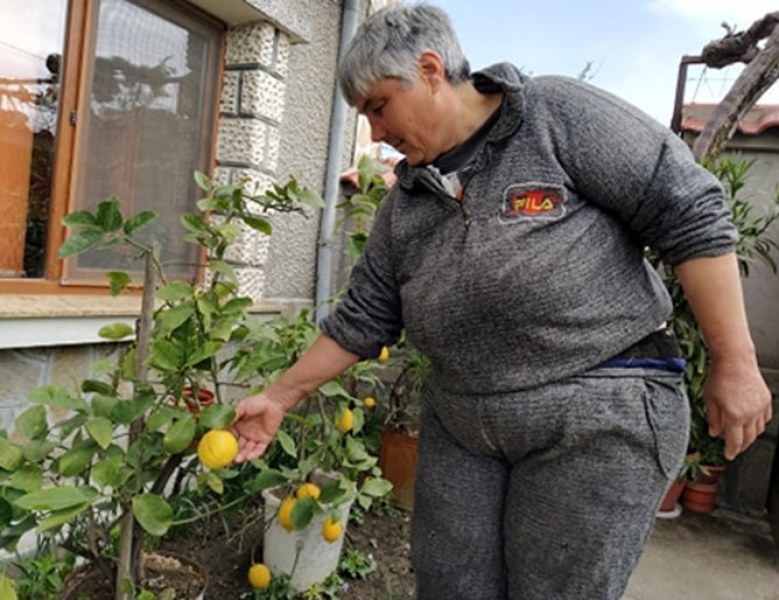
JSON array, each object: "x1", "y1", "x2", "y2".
[
  {"x1": 66, "y1": 0, "x2": 220, "y2": 283},
  {"x1": 0, "y1": 0, "x2": 68, "y2": 278}
]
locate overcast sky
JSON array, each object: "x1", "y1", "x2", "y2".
[{"x1": 435, "y1": 0, "x2": 779, "y2": 126}]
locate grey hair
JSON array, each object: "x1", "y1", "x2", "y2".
[{"x1": 338, "y1": 3, "x2": 470, "y2": 106}]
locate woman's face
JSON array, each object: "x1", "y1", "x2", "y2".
[{"x1": 357, "y1": 69, "x2": 447, "y2": 166}]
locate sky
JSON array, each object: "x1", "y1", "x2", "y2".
[{"x1": 435, "y1": 0, "x2": 779, "y2": 126}]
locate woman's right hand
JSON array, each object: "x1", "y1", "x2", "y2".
[{"x1": 231, "y1": 392, "x2": 288, "y2": 462}]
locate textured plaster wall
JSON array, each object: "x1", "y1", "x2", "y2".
[{"x1": 263, "y1": 0, "x2": 366, "y2": 305}]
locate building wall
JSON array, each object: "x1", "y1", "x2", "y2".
[
  {"x1": 682, "y1": 127, "x2": 779, "y2": 517},
  {"x1": 0, "y1": 0, "x2": 362, "y2": 458}
]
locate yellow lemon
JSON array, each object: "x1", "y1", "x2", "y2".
[
  {"x1": 278, "y1": 496, "x2": 296, "y2": 531},
  {"x1": 334, "y1": 408, "x2": 354, "y2": 433},
  {"x1": 248, "y1": 563, "x2": 271, "y2": 589},
  {"x1": 378, "y1": 346, "x2": 390, "y2": 362},
  {"x1": 363, "y1": 396, "x2": 376, "y2": 409},
  {"x1": 321, "y1": 516, "x2": 343, "y2": 543},
  {"x1": 196, "y1": 429, "x2": 238, "y2": 469},
  {"x1": 296, "y1": 482, "x2": 321, "y2": 500}
]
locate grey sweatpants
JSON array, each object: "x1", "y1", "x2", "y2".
[{"x1": 411, "y1": 368, "x2": 689, "y2": 600}]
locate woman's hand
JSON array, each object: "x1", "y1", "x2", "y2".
[
  {"x1": 231, "y1": 392, "x2": 288, "y2": 462},
  {"x1": 703, "y1": 356, "x2": 772, "y2": 460}
]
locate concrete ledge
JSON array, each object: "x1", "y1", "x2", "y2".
[
  {"x1": 0, "y1": 295, "x2": 291, "y2": 349},
  {"x1": 191, "y1": 0, "x2": 310, "y2": 42}
]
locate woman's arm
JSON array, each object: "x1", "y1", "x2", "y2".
[
  {"x1": 675, "y1": 253, "x2": 772, "y2": 459},
  {"x1": 232, "y1": 334, "x2": 360, "y2": 462}
]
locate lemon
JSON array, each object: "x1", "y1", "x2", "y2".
[
  {"x1": 363, "y1": 396, "x2": 376, "y2": 409},
  {"x1": 248, "y1": 563, "x2": 271, "y2": 589},
  {"x1": 334, "y1": 408, "x2": 354, "y2": 433},
  {"x1": 278, "y1": 496, "x2": 296, "y2": 531},
  {"x1": 378, "y1": 346, "x2": 390, "y2": 362},
  {"x1": 296, "y1": 482, "x2": 321, "y2": 500},
  {"x1": 196, "y1": 429, "x2": 238, "y2": 469},
  {"x1": 321, "y1": 516, "x2": 343, "y2": 543}
]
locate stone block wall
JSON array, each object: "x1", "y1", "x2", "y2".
[{"x1": 215, "y1": 21, "x2": 293, "y2": 303}]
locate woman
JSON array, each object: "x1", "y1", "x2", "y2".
[{"x1": 233, "y1": 4, "x2": 771, "y2": 598}]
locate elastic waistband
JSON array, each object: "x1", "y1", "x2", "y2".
[{"x1": 597, "y1": 328, "x2": 686, "y2": 373}]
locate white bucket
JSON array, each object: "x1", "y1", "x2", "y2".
[{"x1": 261, "y1": 487, "x2": 354, "y2": 591}]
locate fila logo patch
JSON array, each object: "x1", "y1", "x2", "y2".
[{"x1": 503, "y1": 185, "x2": 565, "y2": 220}]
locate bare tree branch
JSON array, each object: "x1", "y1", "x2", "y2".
[
  {"x1": 692, "y1": 16, "x2": 779, "y2": 161},
  {"x1": 701, "y1": 11, "x2": 779, "y2": 68}
]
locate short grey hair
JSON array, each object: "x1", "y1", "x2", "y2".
[{"x1": 338, "y1": 3, "x2": 471, "y2": 106}]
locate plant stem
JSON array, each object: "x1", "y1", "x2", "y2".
[{"x1": 116, "y1": 248, "x2": 156, "y2": 600}]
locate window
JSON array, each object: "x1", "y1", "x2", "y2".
[{"x1": 0, "y1": 0, "x2": 223, "y2": 291}]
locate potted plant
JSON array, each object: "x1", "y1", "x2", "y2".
[
  {"x1": 228, "y1": 308, "x2": 393, "y2": 591},
  {"x1": 652, "y1": 156, "x2": 779, "y2": 514},
  {"x1": 375, "y1": 339, "x2": 430, "y2": 511},
  {"x1": 0, "y1": 173, "x2": 323, "y2": 598}
]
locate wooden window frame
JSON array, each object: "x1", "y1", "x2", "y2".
[{"x1": 0, "y1": 0, "x2": 225, "y2": 296}]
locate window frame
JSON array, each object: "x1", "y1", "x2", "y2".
[{"x1": 0, "y1": 0, "x2": 225, "y2": 295}]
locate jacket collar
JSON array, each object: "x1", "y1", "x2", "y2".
[{"x1": 394, "y1": 62, "x2": 527, "y2": 191}]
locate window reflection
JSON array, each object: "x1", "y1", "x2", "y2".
[{"x1": 0, "y1": 0, "x2": 67, "y2": 278}]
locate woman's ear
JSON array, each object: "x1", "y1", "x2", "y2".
[{"x1": 418, "y1": 51, "x2": 446, "y2": 92}]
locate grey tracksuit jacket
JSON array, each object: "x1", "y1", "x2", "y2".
[{"x1": 321, "y1": 63, "x2": 737, "y2": 395}]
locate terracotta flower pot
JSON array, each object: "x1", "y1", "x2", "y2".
[
  {"x1": 181, "y1": 386, "x2": 215, "y2": 416},
  {"x1": 378, "y1": 430, "x2": 418, "y2": 511},
  {"x1": 658, "y1": 478, "x2": 686, "y2": 515},
  {"x1": 681, "y1": 481, "x2": 718, "y2": 514}
]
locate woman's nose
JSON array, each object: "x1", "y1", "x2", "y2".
[{"x1": 368, "y1": 117, "x2": 385, "y2": 142}]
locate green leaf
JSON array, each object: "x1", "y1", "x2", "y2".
[
  {"x1": 21, "y1": 440, "x2": 57, "y2": 464},
  {"x1": 156, "y1": 282, "x2": 192, "y2": 302},
  {"x1": 146, "y1": 406, "x2": 180, "y2": 433},
  {"x1": 29, "y1": 385, "x2": 87, "y2": 412},
  {"x1": 92, "y1": 452, "x2": 131, "y2": 488},
  {"x1": 96, "y1": 197, "x2": 123, "y2": 232},
  {"x1": 194, "y1": 170, "x2": 212, "y2": 192},
  {"x1": 98, "y1": 322, "x2": 134, "y2": 340},
  {"x1": 14, "y1": 405, "x2": 48, "y2": 440},
  {"x1": 318, "y1": 381, "x2": 350, "y2": 398},
  {"x1": 106, "y1": 271, "x2": 132, "y2": 296},
  {"x1": 0, "y1": 573, "x2": 18, "y2": 600},
  {"x1": 276, "y1": 429, "x2": 297, "y2": 458},
  {"x1": 37, "y1": 501, "x2": 91, "y2": 533},
  {"x1": 62, "y1": 210, "x2": 98, "y2": 228},
  {"x1": 0, "y1": 498, "x2": 13, "y2": 527},
  {"x1": 291, "y1": 496, "x2": 316, "y2": 530},
  {"x1": 154, "y1": 304, "x2": 195, "y2": 337},
  {"x1": 132, "y1": 494, "x2": 173, "y2": 536},
  {"x1": 244, "y1": 216, "x2": 272, "y2": 235},
  {"x1": 203, "y1": 471, "x2": 224, "y2": 495},
  {"x1": 185, "y1": 341, "x2": 222, "y2": 367},
  {"x1": 180, "y1": 214, "x2": 209, "y2": 233},
  {"x1": 58, "y1": 229, "x2": 103, "y2": 258},
  {"x1": 250, "y1": 469, "x2": 287, "y2": 492},
  {"x1": 9, "y1": 465, "x2": 43, "y2": 493},
  {"x1": 123, "y1": 210, "x2": 156, "y2": 235},
  {"x1": 149, "y1": 339, "x2": 183, "y2": 372},
  {"x1": 163, "y1": 415, "x2": 196, "y2": 454},
  {"x1": 14, "y1": 486, "x2": 97, "y2": 511},
  {"x1": 199, "y1": 404, "x2": 235, "y2": 430},
  {"x1": 57, "y1": 440, "x2": 97, "y2": 476},
  {"x1": 81, "y1": 379, "x2": 114, "y2": 395},
  {"x1": 86, "y1": 416, "x2": 114, "y2": 450},
  {"x1": 360, "y1": 477, "x2": 393, "y2": 498},
  {"x1": 0, "y1": 439, "x2": 24, "y2": 471}
]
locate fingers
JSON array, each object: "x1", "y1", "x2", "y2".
[
  {"x1": 235, "y1": 437, "x2": 267, "y2": 463},
  {"x1": 707, "y1": 404, "x2": 723, "y2": 437},
  {"x1": 723, "y1": 418, "x2": 768, "y2": 460}
]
